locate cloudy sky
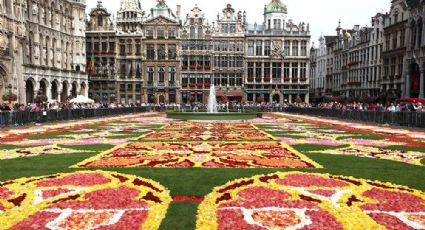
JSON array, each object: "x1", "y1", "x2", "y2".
[{"x1": 87, "y1": 0, "x2": 390, "y2": 45}]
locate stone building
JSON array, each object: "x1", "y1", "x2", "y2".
[
  {"x1": 0, "y1": 0, "x2": 87, "y2": 104},
  {"x1": 405, "y1": 0, "x2": 424, "y2": 98},
  {"x1": 180, "y1": 5, "x2": 212, "y2": 104},
  {"x1": 141, "y1": 0, "x2": 181, "y2": 104},
  {"x1": 86, "y1": 0, "x2": 116, "y2": 103},
  {"x1": 212, "y1": 4, "x2": 245, "y2": 102},
  {"x1": 245, "y1": 0, "x2": 311, "y2": 103},
  {"x1": 115, "y1": 0, "x2": 144, "y2": 104},
  {"x1": 0, "y1": 0, "x2": 26, "y2": 103},
  {"x1": 310, "y1": 36, "x2": 327, "y2": 100},
  {"x1": 382, "y1": 0, "x2": 409, "y2": 99}
]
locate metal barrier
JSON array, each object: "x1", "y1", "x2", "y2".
[
  {"x1": 283, "y1": 107, "x2": 425, "y2": 128},
  {"x1": 0, "y1": 107, "x2": 151, "y2": 127}
]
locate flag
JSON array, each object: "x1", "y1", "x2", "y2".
[{"x1": 88, "y1": 53, "x2": 96, "y2": 76}]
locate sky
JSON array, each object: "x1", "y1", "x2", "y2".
[{"x1": 86, "y1": 0, "x2": 390, "y2": 45}]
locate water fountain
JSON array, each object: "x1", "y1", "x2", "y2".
[
  {"x1": 166, "y1": 83, "x2": 258, "y2": 120},
  {"x1": 207, "y1": 84, "x2": 218, "y2": 114}
]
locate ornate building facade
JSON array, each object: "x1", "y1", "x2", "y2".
[
  {"x1": 0, "y1": 0, "x2": 26, "y2": 103},
  {"x1": 86, "y1": 0, "x2": 116, "y2": 103},
  {"x1": 382, "y1": 0, "x2": 409, "y2": 99},
  {"x1": 245, "y1": 0, "x2": 311, "y2": 103},
  {"x1": 1, "y1": 0, "x2": 87, "y2": 104},
  {"x1": 405, "y1": 0, "x2": 424, "y2": 98},
  {"x1": 212, "y1": 4, "x2": 245, "y2": 102},
  {"x1": 141, "y1": 0, "x2": 180, "y2": 104},
  {"x1": 24, "y1": 0, "x2": 87, "y2": 103},
  {"x1": 115, "y1": 0, "x2": 144, "y2": 104},
  {"x1": 180, "y1": 5, "x2": 212, "y2": 104}
]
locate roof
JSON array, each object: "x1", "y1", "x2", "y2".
[{"x1": 264, "y1": 0, "x2": 287, "y2": 14}]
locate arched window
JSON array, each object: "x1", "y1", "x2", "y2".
[
  {"x1": 418, "y1": 18, "x2": 423, "y2": 47},
  {"x1": 198, "y1": 26, "x2": 203, "y2": 38},
  {"x1": 411, "y1": 21, "x2": 417, "y2": 49},
  {"x1": 190, "y1": 26, "x2": 196, "y2": 39}
]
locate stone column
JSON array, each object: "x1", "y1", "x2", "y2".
[
  {"x1": 420, "y1": 67, "x2": 425, "y2": 99},
  {"x1": 405, "y1": 72, "x2": 411, "y2": 98}
]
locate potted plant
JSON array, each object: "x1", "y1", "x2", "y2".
[{"x1": 2, "y1": 84, "x2": 17, "y2": 104}]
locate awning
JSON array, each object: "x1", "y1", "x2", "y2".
[
  {"x1": 245, "y1": 90, "x2": 271, "y2": 94},
  {"x1": 283, "y1": 91, "x2": 308, "y2": 95},
  {"x1": 216, "y1": 92, "x2": 244, "y2": 97}
]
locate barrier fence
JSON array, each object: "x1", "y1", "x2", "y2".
[
  {"x1": 283, "y1": 107, "x2": 425, "y2": 128},
  {"x1": 2, "y1": 106, "x2": 423, "y2": 128},
  {"x1": 0, "y1": 107, "x2": 151, "y2": 127}
]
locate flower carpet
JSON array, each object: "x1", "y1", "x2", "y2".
[
  {"x1": 74, "y1": 142, "x2": 320, "y2": 168},
  {"x1": 256, "y1": 115, "x2": 425, "y2": 166},
  {"x1": 0, "y1": 171, "x2": 171, "y2": 229},
  {"x1": 141, "y1": 122, "x2": 273, "y2": 141},
  {"x1": 197, "y1": 172, "x2": 425, "y2": 229},
  {"x1": 1, "y1": 112, "x2": 425, "y2": 229}
]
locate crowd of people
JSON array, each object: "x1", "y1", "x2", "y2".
[{"x1": 1, "y1": 100, "x2": 425, "y2": 113}]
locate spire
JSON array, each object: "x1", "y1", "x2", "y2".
[
  {"x1": 96, "y1": 0, "x2": 103, "y2": 8},
  {"x1": 120, "y1": 0, "x2": 141, "y2": 12}
]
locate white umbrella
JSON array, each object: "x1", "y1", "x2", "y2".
[{"x1": 69, "y1": 95, "x2": 95, "y2": 104}]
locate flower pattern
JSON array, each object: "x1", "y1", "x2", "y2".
[
  {"x1": 74, "y1": 142, "x2": 321, "y2": 168},
  {"x1": 197, "y1": 172, "x2": 425, "y2": 229},
  {"x1": 0, "y1": 171, "x2": 171, "y2": 229}
]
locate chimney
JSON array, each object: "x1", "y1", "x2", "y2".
[{"x1": 176, "y1": 5, "x2": 181, "y2": 18}]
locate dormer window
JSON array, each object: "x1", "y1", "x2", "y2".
[{"x1": 97, "y1": 15, "x2": 103, "y2": 26}]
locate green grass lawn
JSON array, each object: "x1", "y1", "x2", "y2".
[{"x1": 1, "y1": 145, "x2": 424, "y2": 229}]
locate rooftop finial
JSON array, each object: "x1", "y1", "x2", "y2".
[{"x1": 97, "y1": 0, "x2": 103, "y2": 8}]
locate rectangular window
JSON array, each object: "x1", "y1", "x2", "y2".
[
  {"x1": 284, "y1": 41, "x2": 290, "y2": 56},
  {"x1": 158, "y1": 67, "x2": 165, "y2": 82},
  {"x1": 101, "y1": 42, "x2": 107, "y2": 52},
  {"x1": 248, "y1": 62, "x2": 254, "y2": 81},
  {"x1": 264, "y1": 41, "x2": 271, "y2": 56},
  {"x1": 168, "y1": 30, "x2": 176, "y2": 38},
  {"x1": 148, "y1": 67, "x2": 154, "y2": 82},
  {"x1": 248, "y1": 40, "x2": 254, "y2": 56},
  {"x1": 127, "y1": 43, "x2": 132, "y2": 55},
  {"x1": 284, "y1": 63, "x2": 290, "y2": 79},
  {"x1": 264, "y1": 63, "x2": 270, "y2": 81},
  {"x1": 292, "y1": 41, "x2": 299, "y2": 56},
  {"x1": 146, "y1": 30, "x2": 154, "y2": 38},
  {"x1": 256, "y1": 41, "x2": 263, "y2": 56},
  {"x1": 255, "y1": 63, "x2": 262, "y2": 81},
  {"x1": 272, "y1": 62, "x2": 281, "y2": 79},
  {"x1": 300, "y1": 63, "x2": 307, "y2": 79},
  {"x1": 300, "y1": 41, "x2": 307, "y2": 56},
  {"x1": 169, "y1": 67, "x2": 176, "y2": 82},
  {"x1": 158, "y1": 44, "x2": 166, "y2": 60},
  {"x1": 292, "y1": 63, "x2": 299, "y2": 79},
  {"x1": 147, "y1": 44, "x2": 155, "y2": 60},
  {"x1": 157, "y1": 30, "x2": 165, "y2": 39},
  {"x1": 120, "y1": 44, "x2": 125, "y2": 56},
  {"x1": 109, "y1": 42, "x2": 115, "y2": 52},
  {"x1": 168, "y1": 45, "x2": 176, "y2": 59},
  {"x1": 135, "y1": 43, "x2": 141, "y2": 55}
]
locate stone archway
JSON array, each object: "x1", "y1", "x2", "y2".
[
  {"x1": 270, "y1": 90, "x2": 284, "y2": 104},
  {"x1": 159, "y1": 95, "x2": 165, "y2": 104},
  {"x1": 39, "y1": 79, "x2": 49, "y2": 96},
  {"x1": 410, "y1": 63, "x2": 420, "y2": 98},
  {"x1": 0, "y1": 66, "x2": 6, "y2": 102},
  {"x1": 26, "y1": 79, "x2": 35, "y2": 104},
  {"x1": 71, "y1": 82, "x2": 78, "y2": 98},
  {"x1": 61, "y1": 81, "x2": 69, "y2": 102},
  {"x1": 79, "y1": 82, "x2": 87, "y2": 96},
  {"x1": 272, "y1": 94, "x2": 280, "y2": 103},
  {"x1": 51, "y1": 80, "x2": 59, "y2": 101}
]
